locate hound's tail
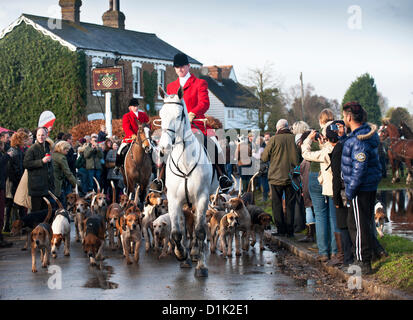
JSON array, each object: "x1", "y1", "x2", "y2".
[
  {"x1": 111, "y1": 180, "x2": 116, "y2": 204},
  {"x1": 48, "y1": 191, "x2": 63, "y2": 209},
  {"x1": 42, "y1": 197, "x2": 53, "y2": 224}
]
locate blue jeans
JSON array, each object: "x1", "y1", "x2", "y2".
[
  {"x1": 305, "y1": 207, "x2": 316, "y2": 224},
  {"x1": 257, "y1": 175, "x2": 269, "y2": 201},
  {"x1": 87, "y1": 169, "x2": 101, "y2": 192},
  {"x1": 308, "y1": 172, "x2": 338, "y2": 256},
  {"x1": 77, "y1": 168, "x2": 89, "y2": 195},
  {"x1": 225, "y1": 164, "x2": 233, "y2": 178}
]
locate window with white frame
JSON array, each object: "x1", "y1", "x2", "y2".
[
  {"x1": 132, "y1": 62, "x2": 142, "y2": 98},
  {"x1": 156, "y1": 65, "x2": 166, "y2": 99},
  {"x1": 246, "y1": 110, "x2": 253, "y2": 120},
  {"x1": 91, "y1": 57, "x2": 104, "y2": 97},
  {"x1": 228, "y1": 109, "x2": 235, "y2": 119}
]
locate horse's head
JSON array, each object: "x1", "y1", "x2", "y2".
[
  {"x1": 136, "y1": 124, "x2": 152, "y2": 153},
  {"x1": 378, "y1": 125, "x2": 389, "y2": 142},
  {"x1": 158, "y1": 86, "x2": 187, "y2": 154}
]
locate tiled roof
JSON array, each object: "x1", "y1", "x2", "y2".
[
  {"x1": 200, "y1": 75, "x2": 258, "y2": 108},
  {"x1": 10, "y1": 14, "x2": 202, "y2": 64}
]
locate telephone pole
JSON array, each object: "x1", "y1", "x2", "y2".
[{"x1": 300, "y1": 72, "x2": 305, "y2": 121}]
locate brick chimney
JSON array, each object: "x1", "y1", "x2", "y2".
[
  {"x1": 59, "y1": 0, "x2": 82, "y2": 24},
  {"x1": 209, "y1": 66, "x2": 223, "y2": 82},
  {"x1": 102, "y1": 0, "x2": 126, "y2": 30}
]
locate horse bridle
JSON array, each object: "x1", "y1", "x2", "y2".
[{"x1": 160, "y1": 100, "x2": 205, "y2": 207}]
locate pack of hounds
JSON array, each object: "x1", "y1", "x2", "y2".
[
  {"x1": 9, "y1": 174, "x2": 388, "y2": 273},
  {"x1": 10, "y1": 174, "x2": 277, "y2": 272}
]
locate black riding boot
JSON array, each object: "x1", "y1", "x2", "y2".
[{"x1": 114, "y1": 145, "x2": 129, "y2": 174}]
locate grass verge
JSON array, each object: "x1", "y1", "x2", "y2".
[{"x1": 372, "y1": 235, "x2": 413, "y2": 294}]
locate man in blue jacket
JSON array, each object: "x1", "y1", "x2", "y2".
[{"x1": 341, "y1": 102, "x2": 382, "y2": 274}]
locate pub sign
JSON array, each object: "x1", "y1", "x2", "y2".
[{"x1": 92, "y1": 67, "x2": 124, "y2": 91}]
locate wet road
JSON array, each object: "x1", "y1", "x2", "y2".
[{"x1": 0, "y1": 224, "x2": 319, "y2": 300}]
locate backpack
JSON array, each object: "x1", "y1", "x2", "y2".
[{"x1": 289, "y1": 164, "x2": 302, "y2": 193}]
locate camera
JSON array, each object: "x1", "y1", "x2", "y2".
[{"x1": 314, "y1": 132, "x2": 321, "y2": 140}]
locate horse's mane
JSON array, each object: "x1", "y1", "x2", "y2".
[{"x1": 400, "y1": 121, "x2": 413, "y2": 139}]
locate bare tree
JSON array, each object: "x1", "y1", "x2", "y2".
[{"x1": 242, "y1": 62, "x2": 287, "y2": 132}]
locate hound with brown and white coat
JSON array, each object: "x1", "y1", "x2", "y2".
[
  {"x1": 49, "y1": 192, "x2": 72, "y2": 258},
  {"x1": 106, "y1": 181, "x2": 124, "y2": 250},
  {"x1": 218, "y1": 210, "x2": 239, "y2": 257},
  {"x1": 31, "y1": 198, "x2": 53, "y2": 273},
  {"x1": 247, "y1": 205, "x2": 273, "y2": 250},
  {"x1": 91, "y1": 177, "x2": 108, "y2": 218},
  {"x1": 82, "y1": 214, "x2": 106, "y2": 266},
  {"x1": 227, "y1": 197, "x2": 252, "y2": 256},
  {"x1": 73, "y1": 198, "x2": 92, "y2": 243},
  {"x1": 153, "y1": 213, "x2": 173, "y2": 259},
  {"x1": 141, "y1": 192, "x2": 164, "y2": 252},
  {"x1": 117, "y1": 209, "x2": 142, "y2": 264},
  {"x1": 208, "y1": 208, "x2": 226, "y2": 254},
  {"x1": 11, "y1": 209, "x2": 51, "y2": 251},
  {"x1": 375, "y1": 202, "x2": 388, "y2": 238}
]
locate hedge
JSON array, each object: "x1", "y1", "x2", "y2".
[{"x1": 0, "y1": 23, "x2": 87, "y2": 135}]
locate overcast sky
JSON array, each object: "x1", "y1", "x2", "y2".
[{"x1": 1, "y1": 0, "x2": 412, "y2": 113}]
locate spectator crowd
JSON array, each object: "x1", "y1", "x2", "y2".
[{"x1": 0, "y1": 101, "x2": 389, "y2": 276}]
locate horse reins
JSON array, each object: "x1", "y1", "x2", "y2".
[{"x1": 162, "y1": 101, "x2": 210, "y2": 208}]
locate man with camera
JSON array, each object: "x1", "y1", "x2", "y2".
[{"x1": 84, "y1": 136, "x2": 104, "y2": 192}]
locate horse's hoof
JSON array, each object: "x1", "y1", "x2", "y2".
[
  {"x1": 174, "y1": 248, "x2": 187, "y2": 262},
  {"x1": 195, "y1": 267, "x2": 208, "y2": 278},
  {"x1": 180, "y1": 259, "x2": 193, "y2": 269}
]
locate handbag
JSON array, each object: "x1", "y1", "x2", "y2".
[{"x1": 13, "y1": 169, "x2": 32, "y2": 209}]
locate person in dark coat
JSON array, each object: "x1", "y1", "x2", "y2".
[
  {"x1": 23, "y1": 127, "x2": 54, "y2": 212},
  {"x1": 0, "y1": 141, "x2": 12, "y2": 247},
  {"x1": 4, "y1": 130, "x2": 29, "y2": 232},
  {"x1": 341, "y1": 102, "x2": 382, "y2": 275},
  {"x1": 327, "y1": 121, "x2": 353, "y2": 267}
]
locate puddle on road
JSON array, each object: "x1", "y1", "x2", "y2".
[{"x1": 83, "y1": 264, "x2": 119, "y2": 290}]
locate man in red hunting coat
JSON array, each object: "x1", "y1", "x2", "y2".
[
  {"x1": 166, "y1": 53, "x2": 233, "y2": 191},
  {"x1": 115, "y1": 98, "x2": 150, "y2": 170}
]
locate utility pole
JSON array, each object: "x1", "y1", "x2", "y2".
[{"x1": 300, "y1": 72, "x2": 305, "y2": 121}]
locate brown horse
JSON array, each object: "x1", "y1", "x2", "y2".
[
  {"x1": 379, "y1": 121, "x2": 413, "y2": 184},
  {"x1": 121, "y1": 124, "x2": 153, "y2": 207}
]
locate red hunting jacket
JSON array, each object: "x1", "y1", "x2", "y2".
[
  {"x1": 167, "y1": 74, "x2": 213, "y2": 136},
  {"x1": 122, "y1": 110, "x2": 149, "y2": 143}
]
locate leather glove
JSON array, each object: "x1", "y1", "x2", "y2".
[
  {"x1": 131, "y1": 134, "x2": 137, "y2": 140},
  {"x1": 188, "y1": 112, "x2": 196, "y2": 123}
]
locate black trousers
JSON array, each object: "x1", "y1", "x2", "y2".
[
  {"x1": 271, "y1": 184, "x2": 296, "y2": 235},
  {"x1": 31, "y1": 196, "x2": 48, "y2": 212},
  {"x1": 347, "y1": 190, "x2": 376, "y2": 263}
]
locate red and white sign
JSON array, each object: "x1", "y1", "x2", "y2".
[{"x1": 38, "y1": 111, "x2": 56, "y2": 130}]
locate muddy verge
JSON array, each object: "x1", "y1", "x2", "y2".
[{"x1": 267, "y1": 242, "x2": 378, "y2": 300}]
